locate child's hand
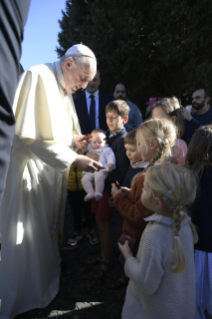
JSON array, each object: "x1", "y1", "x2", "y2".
[
  {"x1": 118, "y1": 240, "x2": 133, "y2": 260},
  {"x1": 120, "y1": 186, "x2": 130, "y2": 194},
  {"x1": 107, "y1": 164, "x2": 115, "y2": 171},
  {"x1": 111, "y1": 183, "x2": 122, "y2": 198}
]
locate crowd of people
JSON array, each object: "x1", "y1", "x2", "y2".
[{"x1": 0, "y1": 34, "x2": 212, "y2": 319}]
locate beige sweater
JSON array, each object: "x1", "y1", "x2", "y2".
[{"x1": 124, "y1": 214, "x2": 196, "y2": 319}]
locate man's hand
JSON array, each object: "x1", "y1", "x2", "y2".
[
  {"x1": 111, "y1": 183, "x2": 122, "y2": 198},
  {"x1": 118, "y1": 240, "x2": 133, "y2": 260},
  {"x1": 181, "y1": 107, "x2": 192, "y2": 121},
  {"x1": 107, "y1": 163, "x2": 115, "y2": 171},
  {"x1": 72, "y1": 154, "x2": 103, "y2": 172},
  {"x1": 86, "y1": 152, "x2": 99, "y2": 161},
  {"x1": 74, "y1": 135, "x2": 90, "y2": 150}
]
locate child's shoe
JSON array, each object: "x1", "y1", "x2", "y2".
[
  {"x1": 87, "y1": 229, "x2": 99, "y2": 245},
  {"x1": 67, "y1": 232, "x2": 82, "y2": 246},
  {"x1": 84, "y1": 193, "x2": 94, "y2": 202},
  {"x1": 95, "y1": 192, "x2": 103, "y2": 201}
]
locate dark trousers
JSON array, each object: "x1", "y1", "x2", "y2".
[
  {"x1": 67, "y1": 190, "x2": 94, "y2": 232},
  {"x1": 0, "y1": 0, "x2": 30, "y2": 208}
]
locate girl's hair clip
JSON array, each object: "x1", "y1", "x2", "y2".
[
  {"x1": 174, "y1": 236, "x2": 179, "y2": 241},
  {"x1": 163, "y1": 189, "x2": 173, "y2": 201}
]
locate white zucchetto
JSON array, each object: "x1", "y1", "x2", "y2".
[{"x1": 65, "y1": 44, "x2": 96, "y2": 59}]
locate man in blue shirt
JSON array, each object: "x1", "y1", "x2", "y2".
[
  {"x1": 112, "y1": 81, "x2": 143, "y2": 132},
  {"x1": 75, "y1": 71, "x2": 113, "y2": 134},
  {"x1": 181, "y1": 88, "x2": 212, "y2": 145}
]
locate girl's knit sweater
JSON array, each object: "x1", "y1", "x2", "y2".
[
  {"x1": 113, "y1": 173, "x2": 153, "y2": 239},
  {"x1": 124, "y1": 214, "x2": 196, "y2": 319}
]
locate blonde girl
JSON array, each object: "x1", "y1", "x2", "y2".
[
  {"x1": 151, "y1": 97, "x2": 187, "y2": 165},
  {"x1": 119, "y1": 164, "x2": 198, "y2": 319},
  {"x1": 186, "y1": 125, "x2": 212, "y2": 319},
  {"x1": 111, "y1": 118, "x2": 177, "y2": 243}
]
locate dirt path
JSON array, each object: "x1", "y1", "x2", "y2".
[{"x1": 15, "y1": 202, "x2": 125, "y2": 319}]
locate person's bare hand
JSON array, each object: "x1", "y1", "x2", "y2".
[
  {"x1": 107, "y1": 163, "x2": 115, "y2": 171},
  {"x1": 181, "y1": 107, "x2": 192, "y2": 121},
  {"x1": 74, "y1": 135, "x2": 90, "y2": 150},
  {"x1": 80, "y1": 145, "x2": 88, "y2": 154},
  {"x1": 118, "y1": 240, "x2": 133, "y2": 260},
  {"x1": 111, "y1": 183, "x2": 122, "y2": 198},
  {"x1": 72, "y1": 155, "x2": 103, "y2": 172},
  {"x1": 86, "y1": 152, "x2": 99, "y2": 161},
  {"x1": 120, "y1": 186, "x2": 130, "y2": 194}
]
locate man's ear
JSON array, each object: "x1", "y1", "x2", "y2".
[
  {"x1": 205, "y1": 97, "x2": 210, "y2": 104},
  {"x1": 65, "y1": 57, "x2": 74, "y2": 70},
  {"x1": 123, "y1": 116, "x2": 128, "y2": 124}
]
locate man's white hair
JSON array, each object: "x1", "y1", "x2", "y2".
[
  {"x1": 60, "y1": 43, "x2": 96, "y2": 68},
  {"x1": 66, "y1": 44, "x2": 96, "y2": 59},
  {"x1": 60, "y1": 54, "x2": 90, "y2": 68}
]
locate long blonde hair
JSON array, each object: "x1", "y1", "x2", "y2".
[
  {"x1": 151, "y1": 97, "x2": 185, "y2": 138},
  {"x1": 131, "y1": 118, "x2": 177, "y2": 186},
  {"x1": 145, "y1": 164, "x2": 198, "y2": 273}
]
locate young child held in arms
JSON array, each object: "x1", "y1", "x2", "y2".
[
  {"x1": 119, "y1": 164, "x2": 198, "y2": 319},
  {"x1": 81, "y1": 129, "x2": 116, "y2": 201},
  {"x1": 111, "y1": 118, "x2": 177, "y2": 244},
  {"x1": 89, "y1": 100, "x2": 130, "y2": 279},
  {"x1": 186, "y1": 125, "x2": 212, "y2": 319},
  {"x1": 151, "y1": 97, "x2": 187, "y2": 165}
]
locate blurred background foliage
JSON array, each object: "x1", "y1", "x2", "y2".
[{"x1": 56, "y1": 0, "x2": 212, "y2": 114}]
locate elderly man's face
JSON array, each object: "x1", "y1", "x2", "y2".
[
  {"x1": 63, "y1": 57, "x2": 96, "y2": 94},
  {"x1": 113, "y1": 83, "x2": 127, "y2": 100}
]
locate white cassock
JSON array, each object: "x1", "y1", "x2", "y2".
[{"x1": 0, "y1": 62, "x2": 81, "y2": 319}]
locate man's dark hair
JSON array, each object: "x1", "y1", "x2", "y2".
[
  {"x1": 111, "y1": 80, "x2": 128, "y2": 94},
  {"x1": 204, "y1": 88, "x2": 210, "y2": 98}
]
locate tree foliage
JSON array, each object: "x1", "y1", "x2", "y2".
[{"x1": 57, "y1": 0, "x2": 212, "y2": 113}]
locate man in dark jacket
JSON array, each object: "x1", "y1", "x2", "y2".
[
  {"x1": 74, "y1": 70, "x2": 113, "y2": 134},
  {"x1": 182, "y1": 88, "x2": 212, "y2": 145}
]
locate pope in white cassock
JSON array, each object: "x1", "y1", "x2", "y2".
[{"x1": 0, "y1": 44, "x2": 102, "y2": 319}]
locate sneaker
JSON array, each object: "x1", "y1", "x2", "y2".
[
  {"x1": 87, "y1": 229, "x2": 99, "y2": 245},
  {"x1": 67, "y1": 232, "x2": 82, "y2": 246}
]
